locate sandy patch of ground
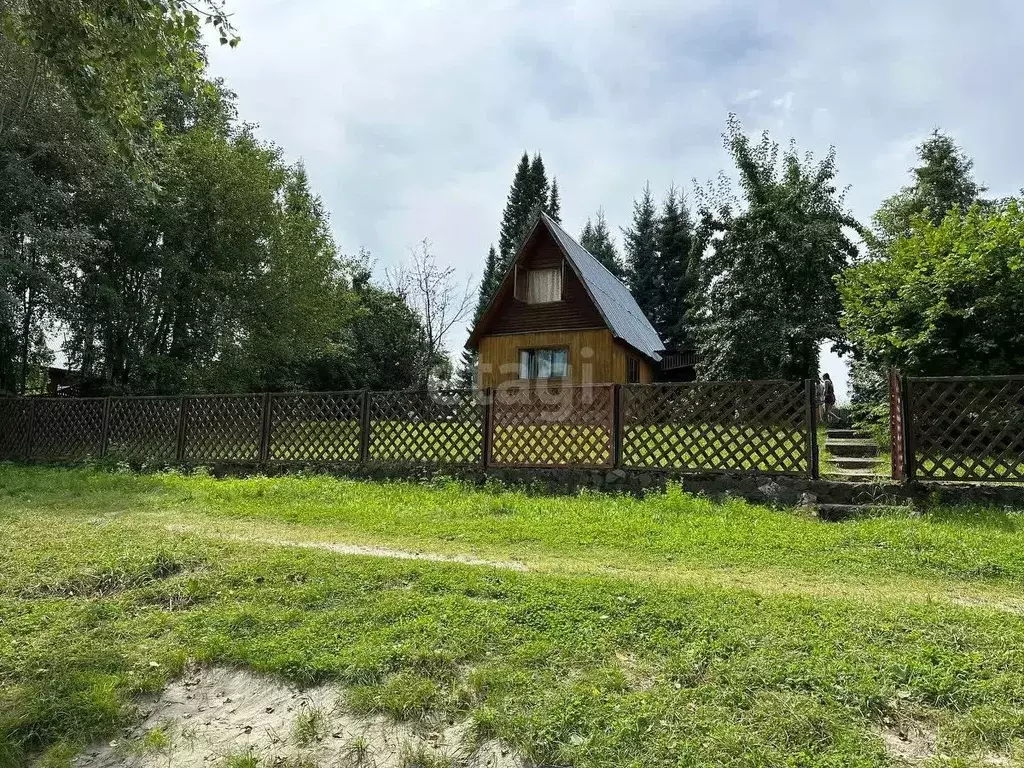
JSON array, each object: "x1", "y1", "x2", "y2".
[
  {"x1": 165, "y1": 524, "x2": 529, "y2": 572},
  {"x1": 875, "y1": 720, "x2": 938, "y2": 765},
  {"x1": 73, "y1": 666, "x2": 524, "y2": 768},
  {"x1": 874, "y1": 718, "x2": 1014, "y2": 766}
]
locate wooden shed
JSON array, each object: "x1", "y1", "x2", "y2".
[{"x1": 466, "y1": 213, "x2": 665, "y2": 389}]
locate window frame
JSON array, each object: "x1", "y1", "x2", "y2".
[
  {"x1": 514, "y1": 264, "x2": 564, "y2": 304},
  {"x1": 626, "y1": 355, "x2": 641, "y2": 384},
  {"x1": 518, "y1": 347, "x2": 569, "y2": 380}
]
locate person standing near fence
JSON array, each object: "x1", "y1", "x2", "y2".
[{"x1": 822, "y1": 373, "x2": 836, "y2": 424}]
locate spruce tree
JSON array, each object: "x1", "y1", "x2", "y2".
[
  {"x1": 622, "y1": 184, "x2": 660, "y2": 331},
  {"x1": 872, "y1": 130, "x2": 985, "y2": 250},
  {"x1": 456, "y1": 244, "x2": 501, "y2": 389},
  {"x1": 528, "y1": 154, "x2": 550, "y2": 209},
  {"x1": 497, "y1": 152, "x2": 533, "y2": 270},
  {"x1": 580, "y1": 209, "x2": 623, "y2": 278},
  {"x1": 657, "y1": 187, "x2": 697, "y2": 348},
  {"x1": 475, "y1": 244, "x2": 500, "y2": 318},
  {"x1": 547, "y1": 177, "x2": 562, "y2": 222},
  {"x1": 515, "y1": 154, "x2": 551, "y2": 249}
]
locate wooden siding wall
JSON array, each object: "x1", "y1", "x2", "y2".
[
  {"x1": 485, "y1": 229, "x2": 605, "y2": 336},
  {"x1": 478, "y1": 329, "x2": 653, "y2": 388}
]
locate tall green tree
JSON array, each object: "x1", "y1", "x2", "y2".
[
  {"x1": 2, "y1": 0, "x2": 238, "y2": 150},
  {"x1": 845, "y1": 130, "x2": 986, "y2": 434},
  {"x1": 840, "y1": 201, "x2": 1024, "y2": 377},
  {"x1": 623, "y1": 184, "x2": 660, "y2": 328},
  {"x1": 580, "y1": 209, "x2": 623, "y2": 277},
  {"x1": 497, "y1": 153, "x2": 534, "y2": 271},
  {"x1": 695, "y1": 115, "x2": 859, "y2": 380},
  {"x1": 497, "y1": 152, "x2": 553, "y2": 271},
  {"x1": 307, "y1": 256, "x2": 429, "y2": 392},
  {"x1": 657, "y1": 188, "x2": 697, "y2": 348},
  {"x1": 548, "y1": 177, "x2": 562, "y2": 223},
  {"x1": 871, "y1": 130, "x2": 984, "y2": 250},
  {"x1": 455, "y1": 244, "x2": 499, "y2": 388},
  {"x1": 0, "y1": 37, "x2": 99, "y2": 393}
]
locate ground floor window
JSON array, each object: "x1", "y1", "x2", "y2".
[
  {"x1": 519, "y1": 347, "x2": 569, "y2": 379},
  {"x1": 627, "y1": 355, "x2": 641, "y2": 383}
]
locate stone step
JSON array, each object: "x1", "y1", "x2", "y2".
[
  {"x1": 823, "y1": 467, "x2": 887, "y2": 482},
  {"x1": 831, "y1": 455, "x2": 881, "y2": 470},
  {"x1": 825, "y1": 438, "x2": 880, "y2": 458},
  {"x1": 827, "y1": 429, "x2": 858, "y2": 440}
]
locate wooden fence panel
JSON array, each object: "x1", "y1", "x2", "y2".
[
  {"x1": 490, "y1": 384, "x2": 615, "y2": 468},
  {"x1": 182, "y1": 394, "x2": 263, "y2": 463},
  {"x1": 30, "y1": 398, "x2": 105, "y2": 460},
  {"x1": 620, "y1": 381, "x2": 808, "y2": 475},
  {"x1": 368, "y1": 389, "x2": 483, "y2": 465},
  {"x1": 267, "y1": 392, "x2": 363, "y2": 463},
  {"x1": 0, "y1": 398, "x2": 31, "y2": 460},
  {"x1": 106, "y1": 396, "x2": 182, "y2": 463},
  {"x1": 909, "y1": 376, "x2": 1024, "y2": 482}
]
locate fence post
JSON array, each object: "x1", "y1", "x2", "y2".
[
  {"x1": 481, "y1": 387, "x2": 493, "y2": 470},
  {"x1": 359, "y1": 390, "x2": 371, "y2": 463},
  {"x1": 258, "y1": 392, "x2": 272, "y2": 464},
  {"x1": 902, "y1": 376, "x2": 916, "y2": 483},
  {"x1": 611, "y1": 384, "x2": 623, "y2": 469},
  {"x1": 99, "y1": 397, "x2": 112, "y2": 457},
  {"x1": 805, "y1": 379, "x2": 819, "y2": 479},
  {"x1": 176, "y1": 396, "x2": 188, "y2": 463}
]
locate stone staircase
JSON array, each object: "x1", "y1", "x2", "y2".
[{"x1": 824, "y1": 428, "x2": 885, "y2": 482}]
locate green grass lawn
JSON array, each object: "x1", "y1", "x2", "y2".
[{"x1": 2, "y1": 465, "x2": 1024, "y2": 767}]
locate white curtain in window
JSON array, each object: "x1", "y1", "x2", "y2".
[
  {"x1": 550, "y1": 349, "x2": 568, "y2": 377},
  {"x1": 527, "y1": 268, "x2": 561, "y2": 303}
]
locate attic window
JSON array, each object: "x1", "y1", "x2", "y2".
[{"x1": 520, "y1": 267, "x2": 561, "y2": 303}]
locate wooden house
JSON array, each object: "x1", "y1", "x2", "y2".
[{"x1": 466, "y1": 212, "x2": 671, "y2": 389}]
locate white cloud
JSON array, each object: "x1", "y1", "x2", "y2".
[{"x1": 206, "y1": 0, "x2": 1024, "y2": 399}]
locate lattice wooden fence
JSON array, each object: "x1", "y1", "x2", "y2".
[
  {"x1": 906, "y1": 375, "x2": 1024, "y2": 482},
  {"x1": 621, "y1": 381, "x2": 811, "y2": 475},
  {"x1": 489, "y1": 384, "x2": 616, "y2": 468},
  {"x1": 31, "y1": 398, "x2": 106, "y2": 460},
  {"x1": 107, "y1": 396, "x2": 182, "y2": 463},
  {"x1": 2, "y1": 381, "x2": 823, "y2": 477},
  {"x1": 267, "y1": 391, "x2": 363, "y2": 463},
  {"x1": 182, "y1": 394, "x2": 264, "y2": 463},
  {"x1": 0, "y1": 398, "x2": 31, "y2": 460},
  {"x1": 368, "y1": 389, "x2": 484, "y2": 465}
]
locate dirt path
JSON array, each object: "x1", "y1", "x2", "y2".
[
  {"x1": 162, "y1": 522, "x2": 1024, "y2": 617},
  {"x1": 165, "y1": 524, "x2": 529, "y2": 572}
]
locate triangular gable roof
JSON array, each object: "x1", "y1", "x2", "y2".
[{"x1": 467, "y1": 212, "x2": 664, "y2": 362}]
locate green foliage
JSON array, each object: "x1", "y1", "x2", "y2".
[
  {"x1": 623, "y1": 185, "x2": 660, "y2": 329},
  {"x1": 0, "y1": 7, "x2": 425, "y2": 396},
  {"x1": 547, "y1": 177, "x2": 562, "y2": 223},
  {"x1": 2, "y1": 0, "x2": 237, "y2": 151},
  {"x1": 695, "y1": 115, "x2": 859, "y2": 380},
  {"x1": 306, "y1": 258, "x2": 429, "y2": 392},
  {"x1": 871, "y1": 130, "x2": 985, "y2": 250},
  {"x1": 842, "y1": 130, "x2": 990, "y2": 437},
  {"x1": 579, "y1": 209, "x2": 623, "y2": 278},
  {"x1": 846, "y1": 359, "x2": 889, "y2": 448},
  {"x1": 656, "y1": 187, "x2": 698, "y2": 348},
  {"x1": 839, "y1": 201, "x2": 1024, "y2": 376}
]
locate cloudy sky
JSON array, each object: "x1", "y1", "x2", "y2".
[{"x1": 206, "y1": 0, "x2": 1023, "y2": 399}]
